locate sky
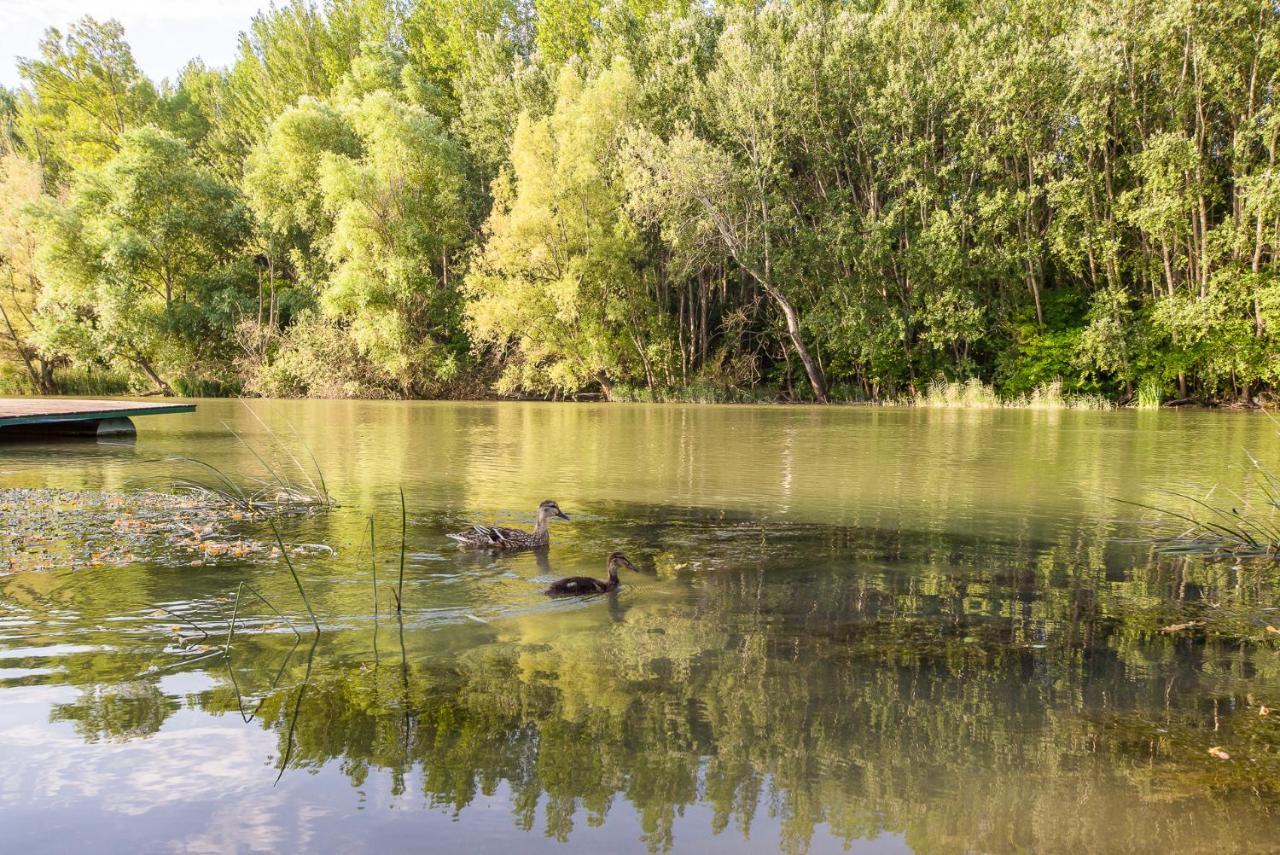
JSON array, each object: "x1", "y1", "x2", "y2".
[{"x1": 0, "y1": 0, "x2": 270, "y2": 87}]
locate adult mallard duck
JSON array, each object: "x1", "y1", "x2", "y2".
[
  {"x1": 545, "y1": 552, "x2": 638, "y2": 596},
  {"x1": 447, "y1": 500, "x2": 570, "y2": 550}
]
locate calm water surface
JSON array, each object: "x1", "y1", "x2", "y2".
[{"x1": 2, "y1": 400, "x2": 1279, "y2": 853}]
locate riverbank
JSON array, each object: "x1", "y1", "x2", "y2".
[{"x1": 7, "y1": 372, "x2": 1273, "y2": 411}]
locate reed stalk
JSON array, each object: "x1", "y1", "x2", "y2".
[
  {"x1": 397, "y1": 487, "x2": 407, "y2": 614},
  {"x1": 370, "y1": 514, "x2": 379, "y2": 659},
  {"x1": 270, "y1": 520, "x2": 321, "y2": 635}
]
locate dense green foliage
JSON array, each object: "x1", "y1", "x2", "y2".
[{"x1": 2, "y1": 0, "x2": 1279, "y2": 402}]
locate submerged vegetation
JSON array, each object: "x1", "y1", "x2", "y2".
[
  {"x1": 0, "y1": 487, "x2": 335, "y2": 573},
  {"x1": 1, "y1": 0, "x2": 1279, "y2": 405}
]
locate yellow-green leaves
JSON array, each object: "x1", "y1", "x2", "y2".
[{"x1": 465, "y1": 60, "x2": 657, "y2": 397}]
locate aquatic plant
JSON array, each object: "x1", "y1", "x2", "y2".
[
  {"x1": 1126, "y1": 453, "x2": 1280, "y2": 559},
  {"x1": 166, "y1": 408, "x2": 333, "y2": 515},
  {"x1": 0, "y1": 487, "x2": 303, "y2": 573},
  {"x1": 396, "y1": 487, "x2": 406, "y2": 613},
  {"x1": 270, "y1": 520, "x2": 321, "y2": 636},
  {"x1": 226, "y1": 580, "x2": 303, "y2": 649}
]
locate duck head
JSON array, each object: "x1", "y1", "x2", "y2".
[
  {"x1": 539, "y1": 500, "x2": 570, "y2": 521},
  {"x1": 607, "y1": 552, "x2": 639, "y2": 578}
]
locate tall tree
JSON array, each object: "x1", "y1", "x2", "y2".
[
  {"x1": 466, "y1": 61, "x2": 666, "y2": 396},
  {"x1": 0, "y1": 153, "x2": 58, "y2": 392},
  {"x1": 16, "y1": 17, "x2": 156, "y2": 177},
  {"x1": 31, "y1": 127, "x2": 252, "y2": 393}
]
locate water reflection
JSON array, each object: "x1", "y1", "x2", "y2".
[{"x1": 2, "y1": 402, "x2": 1280, "y2": 852}]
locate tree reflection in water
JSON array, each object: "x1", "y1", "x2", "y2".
[{"x1": 23, "y1": 513, "x2": 1279, "y2": 853}]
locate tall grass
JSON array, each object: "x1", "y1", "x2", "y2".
[
  {"x1": 1127, "y1": 452, "x2": 1280, "y2": 559},
  {"x1": 1136, "y1": 377, "x2": 1164, "y2": 410},
  {"x1": 0, "y1": 365, "x2": 133, "y2": 396},
  {"x1": 166, "y1": 409, "x2": 333, "y2": 514},
  {"x1": 903, "y1": 378, "x2": 1111, "y2": 410}
]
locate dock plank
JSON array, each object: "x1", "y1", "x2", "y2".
[{"x1": 0, "y1": 398, "x2": 195, "y2": 428}]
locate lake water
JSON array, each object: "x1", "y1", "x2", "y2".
[{"x1": 1, "y1": 400, "x2": 1279, "y2": 853}]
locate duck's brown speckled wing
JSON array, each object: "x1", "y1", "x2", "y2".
[
  {"x1": 475, "y1": 524, "x2": 525, "y2": 546},
  {"x1": 449, "y1": 523, "x2": 532, "y2": 548}
]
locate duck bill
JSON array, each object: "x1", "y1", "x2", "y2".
[
  {"x1": 618, "y1": 556, "x2": 638, "y2": 572},
  {"x1": 555, "y1": 510, "x2": 570, "y2": 520}
]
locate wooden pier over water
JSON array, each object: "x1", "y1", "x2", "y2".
[{"x1": 0, "y1": 398, "x2": 195, "y2": 438}]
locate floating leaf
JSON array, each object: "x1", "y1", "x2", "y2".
[{"x1": 1207, "y1": 746, "x2": 1230, "y2": 760}]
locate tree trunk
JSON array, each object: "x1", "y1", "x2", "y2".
[
  {"x1": 763, "y1": 283, "x2": 828, "y2": 403},
  {"x1": 0, "y1": 301, "x2": 44, "y2": 393},
  {"x1": 38, "y1": 359, "x2": 57, "y2": 395},
  {"x1": 595, "y1": 373, "x2": 614, "y2": 402},
  {"x1": 691, "y1": 190, "x2": 829, "y2": 403},
  {"x1": 134, "y1": 352, "x2": 175, "y2": 396}
]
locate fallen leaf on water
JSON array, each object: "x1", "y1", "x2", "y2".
[
  {"x1": 1161, "y1": 620, "x2": 1205, "y2": 634},
  {"x1": 1261, "y1": 706, "x2": 1271, "y2": 717},
  {"x1": 1266, "y1": 625, "x2": 1279, "y2": 635},
  {"x1": 1207, "y1": 746, "x2": 1230, "y2": 760}
]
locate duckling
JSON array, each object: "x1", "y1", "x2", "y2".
[
  {"x1": 545, "y1": 552, "x2": 639, "y2": 596},
  {"x1": 448, "y1": 500, "x2": 569, "y2": 550}
]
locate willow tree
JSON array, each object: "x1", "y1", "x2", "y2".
[
  {"x1": 466, "y1": 60, "x2": 668, "y2": 397},
  {"x1": 244, "y1": 78, "x2": 476, "y2": 397},
  {"x1": 15, "y1": 17, "x2": 158, "y2": 179},
  {"x1": 0, "y1": 153, "x2": 58, "y2": 392},
  {"x1": 626, "y1": 8, "x2": 833, "y2": 402},
  {"x1": 244, "y1": 96, "x2": 361, "y2": 284},
  {"x1": 31, "y1": 127, "x2": 251, "y2": 393},
  {"x1": 317, "y1": 91, "x2": 474, "y2": 394}
]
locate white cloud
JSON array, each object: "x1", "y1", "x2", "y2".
[{"x1": 0, "y1": 0, "x2": 270, "y2": 87}]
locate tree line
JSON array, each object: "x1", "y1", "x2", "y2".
[{"x1": 1, "y1": 0, "x2": 1278, "y2": 404}]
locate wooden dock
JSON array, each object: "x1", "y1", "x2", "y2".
[{"x1": 0, "y1": 398, "x2": 195, "y2": 438}]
